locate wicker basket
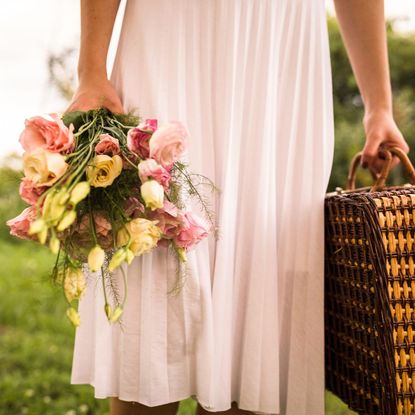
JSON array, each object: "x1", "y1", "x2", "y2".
[{"x1": 325, "y1": 144, "x2": 415, "y2": 415}]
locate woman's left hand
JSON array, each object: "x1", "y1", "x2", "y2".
[{"x1": 360, "y1": 109, "x2": 410, "y2": 175}]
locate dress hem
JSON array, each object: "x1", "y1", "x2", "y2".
[{"x1": 70, "y1": 378, "x2": 277, "y2": 414}]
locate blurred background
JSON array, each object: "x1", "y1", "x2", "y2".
[{"x1": 1, "y1": 1, "x2": 415, "y2": 414}]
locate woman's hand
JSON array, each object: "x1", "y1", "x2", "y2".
[
  {"x1": 65, "y1": 78, "x2": 124, "y2": 114},
  {"x1": 360, "y1": 109, "x2": 410, "y2": 175}
]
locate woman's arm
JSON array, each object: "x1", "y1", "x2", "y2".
[
  {"x1": 333, "y1": 0, "x2": 409, "y2": 173},
  {"x1": 66, "y1": 0, "x2": 124, "y2": 113}
]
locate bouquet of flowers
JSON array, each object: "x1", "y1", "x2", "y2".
[{"x1": 7, "y1": 108, "x2": 219, "y2": 327}]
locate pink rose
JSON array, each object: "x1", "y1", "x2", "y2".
[
  {"x1": 123, "y1": 197, "x2": 145, "y2": 219},
  {"x1": 138, "y1": 119, "x2": 158, "y2": 132},
  {"x1": 127, "y1": 128, "x2": 151, "y2": 159},
  {"x1": 80, "y1": 212, "x2": 112, "y2": 237},
  {"x1": 95, "y1": 134, "x2": 120, "y2": 156},
  {"x1": 127, "y1": 119, "x2": 158, "y2": 159},
  {"x1": 149, "y1": 121, "x2": 188, "y2": 168},
  {"x1": 19, "y1": 178, "x2": 47, "y2": 205},
  {"x1": 19, "y1": 113, "x2": 75, "y2": 153},
  {"x1": 6, "y1": 206, "x2": 38, "y2": 240},
  {"x1": 174, "y1": 211, "x2": 211, "y2": 249},
  {"x1": 148, "y1": 200, "x2": 183, "y2": 239},
  {"x1": 138, "y1": 159, "x2": 171, "y2": 189},
  {"x1": 74, "y1": 211, "x2": 113, "y2": 249}
]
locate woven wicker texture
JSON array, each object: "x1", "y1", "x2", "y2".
[{"x1": 325, "y1": 145, "x2": 415, "y2": 415}]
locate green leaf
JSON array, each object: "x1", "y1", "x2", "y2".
[{"x1": 61, "y1": 111, "x2": 85, "y2": 129}]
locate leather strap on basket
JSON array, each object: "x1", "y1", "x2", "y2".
[{"x1": 346, "y1": 144, "x2": 415, "y2": 192}]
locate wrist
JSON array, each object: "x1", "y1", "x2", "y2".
[
  {"x1": 362, "y1": 92, "x2": 393, "y2": 118},
  {"x1": 363, "y1": 106, "x2": 393, "y2": 122},
  {"x1": 78, "y1": 63, "x2": 108, "y2": 85}
]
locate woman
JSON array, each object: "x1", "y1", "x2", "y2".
[{"x1": 67, "y1": 1, "x2": 409, "y2": 414}]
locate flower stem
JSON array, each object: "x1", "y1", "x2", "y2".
[
  {"x1": 100, "y1": 266, "x2": 109, "y2": 306},
  {"x1": 120, "y1": 265, "x2": 128, "y2": 307},
  {"x1": 103, "y1": 189, "x2": 130, "y2": 222},
  {"x1": 73, "y1": 114, "x2": 98, "y2": 137},
  {"x1": 88, "y1": 195, "x2": 99, "y2": 245},
  {"x1": 111, "y1": 117, "x2": 139, "y2": 130}
]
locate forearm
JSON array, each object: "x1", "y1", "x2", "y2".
[
  {"x1": 333, "y1": 0, "x2": 392, "y2": 115},
  {"x1": 78, "y1": 0, "x2": 121, "y2": 83}
]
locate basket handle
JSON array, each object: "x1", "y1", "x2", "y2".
[{"x1": 346, "y1": 144, "x2": 415, "y2": 192}]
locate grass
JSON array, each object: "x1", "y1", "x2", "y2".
[{"x1": 0, "y1": 239, "x2": 355, "y2": 414}]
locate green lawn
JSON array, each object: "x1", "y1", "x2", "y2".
[{"x1": 0, "y1": 239, "x2": 354, "y2": 415}]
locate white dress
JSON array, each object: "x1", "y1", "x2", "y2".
[{"x1": 70, "y1": 1, "x2": 334, "y2": 414}]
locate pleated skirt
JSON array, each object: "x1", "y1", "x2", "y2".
[{"x1": 70, "y1": 1, "x2": 334, "y2": 414}]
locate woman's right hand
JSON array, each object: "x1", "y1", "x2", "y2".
[
  {"x1": 361, "y1": 109, "x2": 410, "y2": 175},
  {"x1": 65, "y1": 78, "x2": 124, "y2": 114}
]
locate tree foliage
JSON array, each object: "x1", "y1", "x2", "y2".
[{"x1": 328, "y1": 16, "x2": 415, "y2": 191}]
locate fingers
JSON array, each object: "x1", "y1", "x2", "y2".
[
  {"x1": 64, "y1": 79, "x2": 125, "y2": 115},
  {"x1": 360, "y1": 133, "x2": 407, "y2": 173},
  {"x1": 360, "y1": 111, "x2": 410, "y2": 179},
  {"x1": 64, "y1": 100, "x2": 85, "y2": 114},
  {"x1": 360, "y1": 138, "x2": 402, "y2": 175},
  {"x1": 105, "y1": 98, "x2": 124, "y2": 114},
  {"x1": 370, "y1": 154, "x2": 400, "y2": 175},
  {"x1": 362, "y1": 142, "x2": 404, "y2": 177},
  {"x1": 360, "y1": 135, "x2": 381, "y2": 168},
  {"x1": 65, "y1": 97, "x2": 124, "y2": 115}
]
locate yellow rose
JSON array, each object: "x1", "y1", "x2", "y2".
[
  {"x1": 140, "y1": 180, "x2": 164, "y2": 210},
  {"x1": 64, "y1": 267, "x2": 86, "y2": 303},
  {"x1": 23, "y1": 148, "x2": 68, "y2": 187},
  {"x1": 86, "y1": 154, "x2": 123, "y2": 187},
  {"x1": 116, "y1": 218, "x2": 162, "y2": 256}
]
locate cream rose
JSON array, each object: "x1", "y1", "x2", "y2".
[
  {"x1": 116, "y1": 217, "x2": 162, "y2": 256},
  {"x1": 86, "y1": 154, "x2": 123, "y2": 187},
  {"x1": 23, "y1": 148, "x2": 68, "y2": 187}
]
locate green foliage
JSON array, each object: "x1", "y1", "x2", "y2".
[
  {"x1": 325, "y1": 392, "x2": 357, "y2": 415},
  {"x1": 0, "y1": 241, "x2": 109, "y2": 415},
  {"x1": 0, "y1": 156, "x2": 25, "y2": 241},
  {"x1": 0, "y1": 238, "x2": 199, "y2": 414},
  {"x1": 61, "y1": 108, "x2": 140, "y2": 132}
]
